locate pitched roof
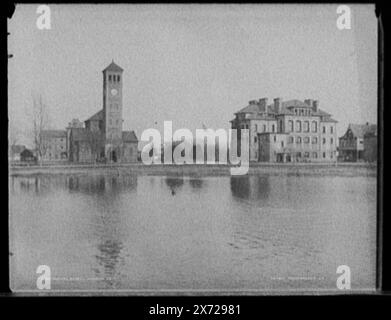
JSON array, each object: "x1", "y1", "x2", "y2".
[
  {"x1": 236, "y1": 102, "x2": 263, "y2": 114},
  {"x1": 10, "y1": 144, "x2": 25, "y2": 154},
  {"x1": 348, "y1": 123, "x2": 377, "y2": 138},
  {"x1": 321, "y1": 117, "x2": 338, "y2": 123},
  {"x1": 70, "y1": 128, "x2": 98, "y2": 141},
  {"x1": 103, "y1": 61, "x2": 124, "y2": 73},
  {"x1": 236, "y1": 99, "x2": 331, "y2": 117},
  {"x1": 282, "y1": 99, "x2": 311, "y2": 108},
  {"x1": 122, "y1": 131, "x2": 138, "y2": 142},
  {"x1": 41, "y1": 130, "x2": 67, "y2": 138},
  {"x1": 21, "y1": 149, "x2": 34, "y2": 156},
  {"x1": 86, "y1": 110, "x2": 104, "y2": 122}
]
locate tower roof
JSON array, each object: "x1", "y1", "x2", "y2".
[{"x1": 103, "y1": 60, "x2": 123, "y2": 73}]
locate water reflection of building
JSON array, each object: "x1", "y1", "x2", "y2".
[
  {"x1": 230, "y1": 176, "x2": 270, "y2": 201},
  {"x1": 67, "y1": 174, "x2": 137, "y2": 195},
  {"x1": 77, "y1": 174, "x2": 137, "y2": 289},
  {"x1": 189, "y1": 177, "x2": 204, "y2": 190},
  {"x1": 165, "y1": 176, "x2": 184, "y2": 195}
]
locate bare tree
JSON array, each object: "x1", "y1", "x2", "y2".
[
  {"x1": 31, "y1": 94, "x2": 50, "y2": 164},
  {"x1": 8, "y1": 121, "x2": 21, "y2": 147}
]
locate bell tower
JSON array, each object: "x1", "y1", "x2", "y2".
[{"x1": 102, "y1": 60, "x2": 123, "y2": 161}]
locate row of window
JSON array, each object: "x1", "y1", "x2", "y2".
[
  {"x1": 285, "y1": 136, "x2": 334, "y2": 145},
  {"x1": 245, "y1": 124, "x2": 276, "y2": 132},
  {"x1": 110, "y1": 103, "x2": 120, "y2": 110},
  {"x1": 287, "y1": 120, "x2": 317, "y2": 133},
  {"x1": 239, "y1": 122, "x2": 334, "y2": 135},
  {"x1": 108, "y1": 118, "x2": 120, "y2": 125},
  {"x1": 294, "y1": 108, "x2": 312, "y2": 116},
  {"x1": 278, "y1": 151, "x2": 334, "y2": 159},
  {"x1": 108, "y1": 74, "x2": 120, "y2": 82}
]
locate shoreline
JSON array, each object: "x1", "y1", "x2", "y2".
[{"x1": 9, "y1": 162, "x2": 377, "y2": 178}]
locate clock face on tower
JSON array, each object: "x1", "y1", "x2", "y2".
[{"x1": 111, "y1": 88, "x2": 118, "y2": 96}]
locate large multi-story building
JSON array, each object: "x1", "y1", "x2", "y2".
[
  {"x1": 41, "y1": 130, "x2": 68, "y2": 161},
  {"x1": 338, "y1": 123, "x2": 377, "y2": 162},
  {"x1": 230, "y1": 97, "x2": 338, "y2": 162}
]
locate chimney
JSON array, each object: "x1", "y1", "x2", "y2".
[
  {"x1": 274, "y1": 98, "x2": 282, "y2": 113},
  {"x1": 258, "y1": 97, "x2": 268, "y2": 112},
  {"x1": 304, "y1": 99, "x2": 313, "y2": 107},
  {"x1": 313, "y1": 100, "x2": 319, "y2": 112}
]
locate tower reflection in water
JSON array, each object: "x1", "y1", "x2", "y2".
[
  {"x1": 67, "y1": 174, "x2": 138, "y2": 289},
  {"x1": 230, "y1": 175, "x2": 271, "y2": 202}
]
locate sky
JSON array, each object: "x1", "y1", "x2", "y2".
[{"x1": 8, "y1": 4, "x2": 377, "y2": 147}]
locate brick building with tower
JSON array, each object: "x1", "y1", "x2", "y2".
[
  {"x1": 65, "y1": 61, "x2": 138, "y2": 163},
  {"x1": 230, "y1": 97, "x2": 338, "y2": 162}
]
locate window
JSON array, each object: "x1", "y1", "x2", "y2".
[
  {"x1": 296, "y1": 120, "x2": 301, "y2": 132},
  {"x1": 330, "y1": 152, "x2": 334, "y2": 159},
  {"x1": 311, "y1": 121, "x2": 317, "y2": 133},
  {"x1": 288, "y1": 120, "x2": 294, "y2": 132},
  {"x1": 108, "y1": 75, "x2": 112, "y2": 81},
  {"x1": 330, "y1": 126, "x2": 333, "y2": 134},
  {"x1": 323, "y1": 126, "x2": 326, "y2": 133},
  {"x1": 263, "y1": 124, "x2": 266, "y2": 132},
  {"x1": 323, "y1": 152, "x2": 326, "y2": 158},
  {"x1": 296, "y1": 136, "x2": 302, "y2": 144},
  {"x1": 304, "y1": 137, "x2": 310, "y2": 144},
  {"x1": 255, "y1": 124, "x2": 258, "y2": 132},
  {"x1": 254, "y1": 136, "x2": 257, "y2": 143},
  {"x1": 330, "y1": 138, "x2": 333, "y2": 144},
  {"x1": 281, "y1": 141, "x2": 284, "y2": 147},
  {"x1": 246, "y1": 124, "x2": 249, "y2": 129},
  {"x1": 118, "y1": 75, "x2": 120, "y2": 82},
  {"x1": 312, "y1": 137, "x2": 318, "y2": 144},
  {"x1": 273, "y1": 135, "x2": 276, "y2": 142},
  {"x1": 304, "y1": 152, "x2": 309, "y2": 158},
  {"x1": 322, "y1": 138, "x2": 326, "y2": 144},
  {"x1": 288, "y1": 136, "x2": 294, "y2": 144},
  {"x1": 312, "y1": 152, "x2": 318, "y2": 158},
  {"x1": 297, "y1": 152, "x2": 302, "y2": 158},
  {"x1": 304, "y1": 121, "x2": 309, "y2": 132},
  {"x1": 272, "y1": 124, "x2": 275, "y2": 132}
]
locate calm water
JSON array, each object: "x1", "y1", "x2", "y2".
[{"x1": 9, "y1": 172, "x2": 377, "y2": 292}]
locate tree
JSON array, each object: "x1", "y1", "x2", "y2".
[
  {"x1": 8, "y1": 122, "x2": 21, "y2": 147},
  {"x1": 31, "y1": 94, "x2": 50, "y2": 164}
]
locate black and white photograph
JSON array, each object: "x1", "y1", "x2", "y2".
[{"x1": 7, "y1": 4, "x2": 379, "y2": 295}]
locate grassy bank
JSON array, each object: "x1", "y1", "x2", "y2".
[{"x1": 9, "y1": 162, "x2": 377, "y2": 178}]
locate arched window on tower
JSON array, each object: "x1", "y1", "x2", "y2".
[
  {"x1": 108, "y1": 75, "x2": 112, "y2": 82},
  {"x1": 117, "y1": 75, "x2": 120, "y2": 82}
]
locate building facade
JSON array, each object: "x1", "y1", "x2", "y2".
[
  {"x1": 9, "y1": 144, "x2": 25, "y2": 162},
  {"x1": 231, "y1": 97, "x2": 338, "y2": 162},
  {"x1": 41, "y1": 130, "x2": 68, "y2": 161},
  {"x1": 68, "y1": 61, "x2": 138, "y2": 163},
  {"x1": 338, "y1": 123, "x2": 377, "y2": 162}
]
